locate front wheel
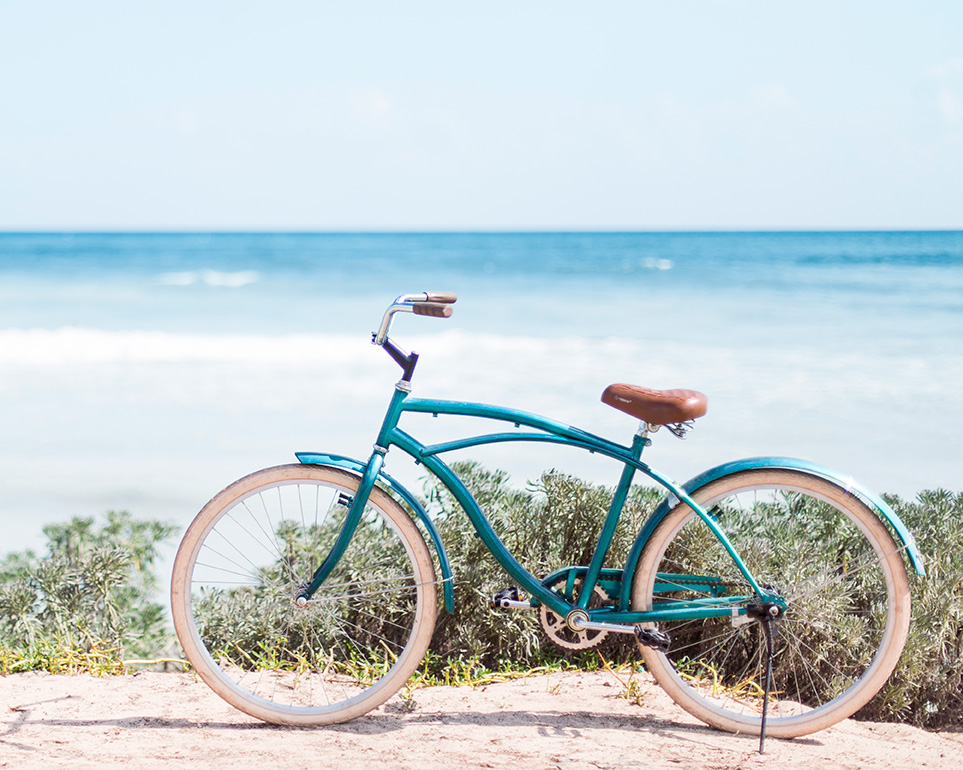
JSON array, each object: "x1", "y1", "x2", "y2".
[
  {"x1": 171, "y1": 464, "x2": 438, "y2": 725},
  {"x1": 632, "y1": 469, "x2": 911, "y2": 738}
]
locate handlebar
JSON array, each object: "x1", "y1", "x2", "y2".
[
  {"x1": 418, "y1": 291, "x2": 458, "y2": 304},
  {"x1": 413, "y1": 302, "x2": 453, "y2": 318},
  {"x1": 373, "y1": 291, "x2": 457, "y2": 346}
]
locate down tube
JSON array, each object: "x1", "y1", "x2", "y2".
[{"x1": 390, "y1": 432, "x2": 573, "y2": 618}]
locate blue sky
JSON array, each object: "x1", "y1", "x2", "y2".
[{"x1": 2, "y1": 1, "x2": 961, "y2": 230}]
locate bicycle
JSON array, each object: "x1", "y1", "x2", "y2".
[{"x1": 171, "y1": 292, "x2": 924, "y2": 746}]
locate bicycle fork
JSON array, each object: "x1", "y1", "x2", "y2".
[
  {"x1": 296, "y1": 450, "x2": 386, "y2": 604},
  {"x1": 297, "y1": 376, "x2": 415, "y2": 602}
]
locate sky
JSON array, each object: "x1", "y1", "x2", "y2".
[{"x1": 1, "y1": 1, "x2": 962, "y2": 231}]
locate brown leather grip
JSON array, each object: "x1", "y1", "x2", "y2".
[
  {"x1": 412, "y1": 302, "x2": 454, "y2": 318},
  {"x1": 422, "y1": 292, "x2": 457, "y2": 304}
]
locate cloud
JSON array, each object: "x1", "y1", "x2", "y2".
[
  {"x1": 747, "y1": 83, "x2": 798, "y2": 111},
  {"x1": 927, "y1": 57, "x2": 963, "y2": 79},
  {"x1": 174, "y1": 110, "x2": 197, "y2": 136},
  {"x1": 352, "y1": 89, "x2": 394, "y2": 122},
  {"x1": 925, "y1": 58, "x2": 963, "y2": 129},
  {"x1": 938, "y1": 88, "x2": 963, "y2": 126}
]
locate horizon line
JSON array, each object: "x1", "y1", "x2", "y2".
[{"x1": 3, "y1": 227, "x2": 962, "y2": 236}]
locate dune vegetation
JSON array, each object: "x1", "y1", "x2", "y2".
[{"x1": 1, "y1": 465, "x2": 960, "y2": 729}]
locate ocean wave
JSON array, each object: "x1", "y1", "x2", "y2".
[
  {"x1": 0, "y1": 325, "x2": 954, "y2": 405},
  {"x1": 640, "y1": 257, "x2": 673, "y2": 271},
  {"x1": 0, "y1": 328, "x2": 361, "y2": 365},
  {"x1": 155, "y1": 269, "x2": 260, "y2": 288},
  {"x1": 0, "y1": 328, "x2": 678, "y2": 380},
  {"x1": 0, "y1": 327, "x2": 950, "y2": 407},
  {"x1": 1, "y1": 327, "x2": 959, "y2": 498}
]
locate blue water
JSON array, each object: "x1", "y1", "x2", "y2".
[
  {"x1": 1, "y1": 231, "x2": 961, "y2": 553},
  {"x1": 4, "y1": 231, "x2": 961, "y2": 336}
]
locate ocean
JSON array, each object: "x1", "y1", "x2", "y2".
[{"x1": 1, "y1": 231, "x2": 961, "y2": 557}]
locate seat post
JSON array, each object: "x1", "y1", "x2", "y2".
[{"x1": 632, "y1": 423, "x2": 653, "y2": 458}]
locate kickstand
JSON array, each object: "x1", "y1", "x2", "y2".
[{"x1": 758, "y1": 617, "x2": 776, "y2": 754}]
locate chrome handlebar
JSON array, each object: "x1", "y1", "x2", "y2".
[{"x1": 372, "y1": 292, "x2": 457, "y2": 345}]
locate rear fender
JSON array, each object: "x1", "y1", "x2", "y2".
[{"x1": 619, "y1": 457, "x2": 925, "y2": 611}]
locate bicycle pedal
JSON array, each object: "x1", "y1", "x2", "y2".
[
  {"x1": 634, "y1": 625, "x2": 671, "y2": 653},
  {"x1": 490, "y1": 587, "x2": 520, "y2": 609}
]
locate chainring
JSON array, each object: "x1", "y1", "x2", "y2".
[{"x1": 538, "y1": 577, "x2": 612, "y2": 651}]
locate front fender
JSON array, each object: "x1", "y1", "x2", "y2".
[
  {"x1": 619, "y1": 457, "x2": 925, "y2": 611},
  {"x1": 296, "y1": 451, "x2": 455, "y2": 613}
]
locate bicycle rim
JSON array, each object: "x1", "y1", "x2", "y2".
[
  {"x1": 633, "y1": 469, "x2": 910, "y2": 738},
  {"x1": 171, "y1": 464, "x2": 437, "y2": 725}
]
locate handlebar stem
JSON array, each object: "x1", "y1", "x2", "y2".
[
  {"x1": 372, "y1": 291, "x2": 457, "y2": 381},
  {"x1": 380, "y1": 336, "x2": 419, "y2": 383}
]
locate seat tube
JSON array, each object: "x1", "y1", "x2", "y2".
[{"x1": 577, "y1": 431, "x2": 646, "y2": 609}]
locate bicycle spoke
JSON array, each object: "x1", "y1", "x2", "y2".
[
  {"x1": 173, "y1": 467, "x2": 437, "y2": 724},
  {"x1": 634, "y1": 469, "x2": 909, "y2": 737}
]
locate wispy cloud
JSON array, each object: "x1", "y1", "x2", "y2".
[
  {"x1": 927, "y1": 57, "x2": 963, "y2": 79},
  {"x1": 747, "y1": 83, "x2": 799, "y2": 111},
  {"x1": 352, "y1": 89, "x2": 394, "y2": 122},
  {"x1": 938, "y1": 89, "x2": 963, "y2": 126},
  {"x1": 925, "y1": 58, "x2": 963, "y2": 129}
]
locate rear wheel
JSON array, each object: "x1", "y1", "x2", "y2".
[
  {"x1": 171, "y1": 464, "x2": 438, "y2": 725},
  {"x1": 632, "y1": 469, "x2": 910, "y2": 737}
]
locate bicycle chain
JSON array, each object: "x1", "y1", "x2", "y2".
[
  {"x1": 656, "y1": 576, "x2": 748, "y2": 589},
  {"x1": 538, "y1": 574, "x2": 752, "y2": 653}
]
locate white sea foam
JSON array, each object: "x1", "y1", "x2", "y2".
[
  {"x1": 0, "y1": 327, "x2": 352, "y2": 366},
  {"x1": 0, "y1": 327, "x2": 952, "y2": 413},
  {"x1": 641, "y1": 257, "x2": 674, "y2": 271},
  {"x1": 1, "y1": 324, "x2": 959, "y2": 555},
  {"x1": 155, "y1": 269, "x2": 260, "y2": 288}
]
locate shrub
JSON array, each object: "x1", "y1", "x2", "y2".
[
  {"x1": 0, "y1": 511, "x2": 177, "y2": 671},
  {"x1": 4, "y1": 468, "x2": 961, "y2": 731},
  {"x1": 421, "y1": 461, "x2": 662, "y2": 669},
  {"x1": 866, "y1": 490, "x2": 963, "y2": 729},
  {"x1": 419, "y1": 464, "x2": 963, "y2": 729}
]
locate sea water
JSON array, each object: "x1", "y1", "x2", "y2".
[{"x1": 1, "y1": 231, "x2": 961, "y2": 556}]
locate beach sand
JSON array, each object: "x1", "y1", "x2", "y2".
[{"x1": 2, "y1": 670, "x2": 959, "y2": 769}]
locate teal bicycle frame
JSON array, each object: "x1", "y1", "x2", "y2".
[{"x1": 297, "y1": 380, "x2": 925, "y2": 633}]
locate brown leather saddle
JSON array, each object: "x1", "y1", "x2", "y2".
[{"x1": 601, "y1": 383, "x2": 707, "y2": 426}]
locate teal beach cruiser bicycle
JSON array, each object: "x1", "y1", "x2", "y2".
[{"x1": 172, "y1": 292, "x2": 923, "y2": 743}]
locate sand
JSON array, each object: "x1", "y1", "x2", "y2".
[{"x1": 2, "y1": 670, "x2": 959, "y2": 769}]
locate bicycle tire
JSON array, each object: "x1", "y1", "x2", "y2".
[
  {"x1": 171, "y1": 464, "x2": 438, "y2": 725},
  {"x1": 632, "y1": 468, "x2": 910, "y2": 738}
]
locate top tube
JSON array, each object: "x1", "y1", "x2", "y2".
[
  {"x1": 400, "y1": 397, "x2": 634, "y2": 462},
  {"x1": 384, "y1": 391, "x2": 771, "y2": 599}
]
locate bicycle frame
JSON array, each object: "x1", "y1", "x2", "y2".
[
  {"x1": 174, "y1": 292, "x2": 926, "y2": 738},
  {"x1": 298, "y1": 380, "x2": 775, "y2": 627},
  {"x1": 295, "y1": 292, "x2": 924, "y2": 632}
]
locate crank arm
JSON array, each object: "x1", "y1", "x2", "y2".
[
  {"x1": 567, "y1": 617, "x2": 638, "y2": 636},
  {"x1": 569, "y1": 616, "x2": 672, "y2": 652}
]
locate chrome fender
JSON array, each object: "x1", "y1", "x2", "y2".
[
  {"x1": 296, "y1": 451, "x2": 455, "y2": 613},
  {"x1": 619, "y1": 457, "x2": 925, "y2": 611}
]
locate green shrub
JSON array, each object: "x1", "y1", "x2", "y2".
[
  {"x1": 421, "y1": 461, "x2": 661, "y2": 669},
  {"x1": 0, "y1": 511, "x2": 177, "y2": 671},
  {"x1": 3, "y1": 468, "x2": 962, "y2": 731},
  {"x1": 420, "y1": 464, "x2": 963, "y2": 729},
  {"x1": 867, "y1": 490, "x2": 963, "y2": 729}
]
